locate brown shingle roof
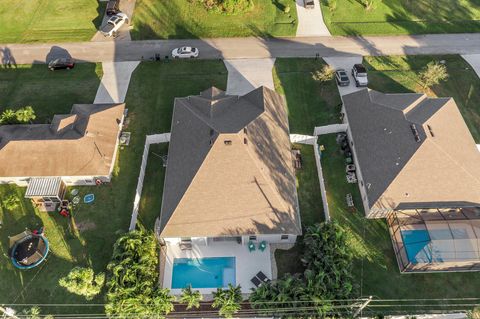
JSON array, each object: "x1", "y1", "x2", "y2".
[
  {"x1": 343, "y1": 89, "x2": 480, "y2": 213},
  {"x1": 159, "y1": 87, "x2": 301, "y2": 238},
  {"x1": 0, "y1": 103, "x2": 125, "y2": 178}
]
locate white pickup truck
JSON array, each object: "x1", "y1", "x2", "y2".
[{"x1": 101, "y1": 13, "x2": 129, "y2": 37}]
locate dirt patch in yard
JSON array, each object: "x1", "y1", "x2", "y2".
[{"x1": 75, "y1": 220, "x2": 97, "y2": 232}]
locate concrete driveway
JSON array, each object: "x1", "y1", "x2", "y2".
[
  {"x1": 94, "y1": 61, "x2": 140, "y2": 103},
  {"x1": 91, "y1": 0, "x2": 136, "y2": 42},
  {"x1": 295, "y1": 0, "x2": 331, "y2": 36},
  {"x1": 462, "y1": 54, "x2": 480, "y2": 79},
  {"x1": 323, "y1": 56, "x2": 364, "y2": 96},
  {"x1": 224, "y1": 58, "x2": 276, "y2": 96}
]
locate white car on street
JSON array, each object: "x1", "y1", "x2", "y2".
[
  {"x1": 101, "y1": 13, "x2": 129, "y2": 37},
  {"x1": 171, "y1": 47, "x2": 199, "y2": 59}
]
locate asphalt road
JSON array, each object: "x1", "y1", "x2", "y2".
[{"x1": 2, "y1": 33, "x2": 480, "y2": 64}]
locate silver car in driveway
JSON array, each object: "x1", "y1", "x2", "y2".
[
  {"x1": 171, "y1": 46, "x2": 199, "y2": 59},
  {"x1": 335, "y1": 69, "x2": 350, "y2": 86}
]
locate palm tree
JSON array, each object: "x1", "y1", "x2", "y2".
[
  {"x1": 212, "y1": 284, "x2": 242, "y2": 318},
  {"x1": 180, "y1": 285, "x2": 202, "y2": 310}
]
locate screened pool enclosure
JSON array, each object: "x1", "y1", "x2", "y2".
[{"x1": 387, "y1": 207, "x2": 480, "y2": 272}]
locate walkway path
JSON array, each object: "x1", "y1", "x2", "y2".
[
  {"x1": 224, "y1": 58, "x2": 275, "y2": 96},
  {"x1": 3, "y1": 33, "x2": 480, "y2": 64},
  {"x1": 295, "y1": 0, "x2": 331, "y2": 36},
  {"x1": 94, "y1": 61, "x2": 140, "y2": 103}
]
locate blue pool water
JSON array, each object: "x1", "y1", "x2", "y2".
[
  {"x1": 401, "y1": 229, "x2": 432, "y2": 264},
  {"x1": 172, "y1": 257, "x2": 236, "y2": 289}
]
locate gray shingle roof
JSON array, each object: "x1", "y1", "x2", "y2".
[
  {"x1": 159, "y1": 87, "x2": 301, "y2": 238},
  {"x1": 343, "y1": 89, "x2": 480, "y2": 213}
]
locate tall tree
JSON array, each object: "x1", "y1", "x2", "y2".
[{"x1": 420, "y1": 61, "x2": 448, "y2": 89}]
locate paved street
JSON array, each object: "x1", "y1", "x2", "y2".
[{"x1": 3, "y1": 33, "x2": 480, "y2": 64}]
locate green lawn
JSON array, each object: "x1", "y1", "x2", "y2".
[
  {"x1": 274, "y1": 56, "x2": 480, "y2": 303},
  {"x1": 0, "y1": 0, "x2": 105, "y2": 43},
  {"x1": 131, "y1": 0, "x2": 298, "y2": 39},
  {"x1": 273, "y1": 58, "x2": 341, "y2": 275},
  {"x1": 0, "y1": 64, "x2": 103, "y2": 122},
  {"x1": 0, "y1": 60, "x2": 227, "y2": 314},
  {"x1": 321, "y1": 0, "x2": 480, "y2": 35}
]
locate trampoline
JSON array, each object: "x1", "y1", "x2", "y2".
[{"x1": 9, "y1": 229, "x2": 49, "y2": 270}]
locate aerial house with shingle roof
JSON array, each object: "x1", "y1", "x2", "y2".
[
  {"x1": 342, "y1": 89, "x2": 480, "y2": 272},
  {"x1": 0, "y1": 103, "x2": 125, "y2": 210},
  {"x1": 158, "y1": 87, "x2": 301, "y2": 246}
]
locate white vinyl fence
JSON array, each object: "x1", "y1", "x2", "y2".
[
  {"x1": 314, "y1": 124, "x2": 347, "y2": 136},
  {"x1": 290, "y1": 134, "x2": 330, "y2": 221},
  {"x1": 129, "y1": 133, "x2": 170, "y2": 231}
]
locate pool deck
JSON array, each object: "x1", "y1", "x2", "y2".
[{"x1": 163, "y1": 241, "x2": 272, "y2": 294}]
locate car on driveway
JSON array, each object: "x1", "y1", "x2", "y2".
[
  {"x1": 303, "y1": 0, "x2": 315, "y2": 8},
  {"x1": 171, "y1": 47, "x2": 199, "y2": 59},
  {"x1": 335, "y1": 69, "x2": 350, "y2": 86},
  {"x1": 48, "y1": 58, "x2": 75, "y2": 71},
  {"x1": 101, "y1": 13, "x2": 129, "y2": 37},
  {"x1": 351, "y1": 63, "x2": 368, "y2": 87}
]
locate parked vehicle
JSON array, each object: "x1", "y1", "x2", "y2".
[
  {"x1": 101, "y1": 13, "x2": 129, "y2": 37},
  {"x1": 351, "y1": 63, "x2": 368, "y2": 87},
  {"x1": 335, "y1": 69, "x2": 350, "y2": 86},
  {"x1": 171, "y1": 47, "x2": 199, "y2": 59},
  {"x1": 303, "y1": 0, "x2": 315, "y2": 8},
  {"x1": 48, "y1": 58, "x2": 75, "y2": 71},
  {"x1": 106, "y1": 0, "x2": 120, "y2": 16}
]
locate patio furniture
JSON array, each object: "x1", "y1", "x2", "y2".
[
  {"x1": 346, "y1": 193, "x2": 354, "y2": 207},
  {"x1": 258, "y1": 240, "x2": 267, "y2": 252},
  {"x1": 256, "y1": 271, "x2": 271, "y2": 284},
  {"x1": 251, "y1": 275, "x2": 262, "y2": 287},
  {"x1": 248, "y1": 241, "x2": 256, "y2": 252},
  {"x1": 84, "y1": 194, "x2": 95, "y2": 204}
]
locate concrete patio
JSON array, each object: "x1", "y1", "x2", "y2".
[{"x1": 162, "y1": 241, "x2": 273, "y2": 295}]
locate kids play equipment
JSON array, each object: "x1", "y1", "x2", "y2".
[{"x1": 9, "y1": 228, "x2": 49, "y2": 269}]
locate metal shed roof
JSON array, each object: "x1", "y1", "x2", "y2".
[{"x1": 25, "y1": 177, "x2": 63, "y2": 198}]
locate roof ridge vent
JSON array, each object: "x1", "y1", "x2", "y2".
[{"x1": 410, "y1": 124, "x2": 421, "y2": 142}]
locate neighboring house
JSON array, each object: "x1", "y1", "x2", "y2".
[
  {"x1": 342, "y1": 89, "x2": 480, "y2": 272},
  {"x1": 157, "y1": 86, "x2": 301, "y2": 246},
  {"x1": 0, "y1": 103, "x2": 125, "y2": 209}
]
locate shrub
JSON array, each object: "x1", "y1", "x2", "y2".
[
  {"x1": 15, "y1": 106, "x2": 36, "y2": 123},
  {"x1": 2, "y1": 193, "x2": 20, "y2": 211},
  {"x1": 59, "y1": 267, "x2": 105, "y2": 300},
  {"x1": 420, "y1": 61, "x2": 449, "y2": 89},
  {"x1": 284, "y1": 5, "x2": 291, "y2": 13},
  {"x1": 312, "y1": 65, "x2": 335, "y2": 82},
  {"x1": 0, "y1": 109, "x2": 17, "y2": 124},
  {"x1": 198, "y1": 0, "x2": 254, "y2": 14}
]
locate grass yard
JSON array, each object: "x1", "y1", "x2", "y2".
[
  {"x1": 0, "y1": 60, "x2": 227, "y2": 314},
  {"x1": 274, "y1": 56, "x2": 480, "y2": 303},
  {"x1": 0, "y1": 0, "x2": 105, "y2": 43},
  {"x1": 321, "y1": 0, "x2": 480, "y2": 35},
  {"x1": 131, "y1": 0, "x2": 298, "y2": 39},
  {"x1": 273, "y1": 58, "x2": 341, "y2": 275},
  {"x1": 0, "y1": 64, "x2": 103, "y2": 123}
]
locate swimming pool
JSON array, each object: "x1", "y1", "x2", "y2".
[
  {"x1": 171, "y1": 257, "x2": 236, "y2": 289},
  {"x1": 401, "y1": 229, "x2": 432, "y2": 264}
]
